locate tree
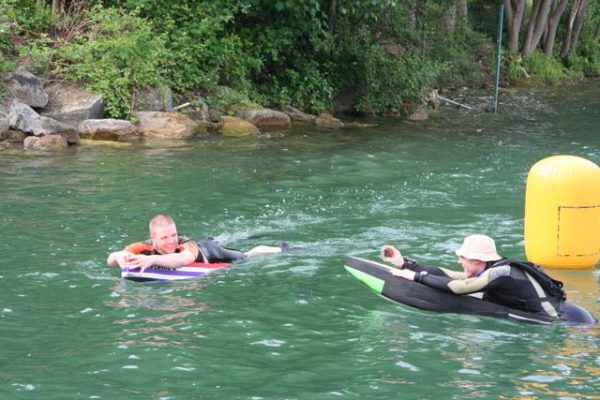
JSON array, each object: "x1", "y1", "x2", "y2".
[
  {"x1": 521, "y1": 0, "x2": 553, "y2": 55},
  {"x1": 52, "y1": 0, "x2": 60, "y2": 17},
  {"x1": 457, "y1": 0, "x2": 467, "y2": 20},
  {"x1": 561, "y1": 0, "x2": 591, "y2": 57},
  {"x1": 504, "y1": 0, "x2": 526, "y2": 53},
  {"x1": 543, "y1": 0, "x2": 570, "y2": 55}
]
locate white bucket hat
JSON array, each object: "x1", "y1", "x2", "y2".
[{"x1": 455, "y1": 234, "x2": 501, "y2": 262}]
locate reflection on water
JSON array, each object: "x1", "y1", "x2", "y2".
[
  {"x1": 106, "y1": 280, "x2": 209, "y2": 348},
  {"x1": 548, "y1": 269, "x2": 600, "y2": 313}
]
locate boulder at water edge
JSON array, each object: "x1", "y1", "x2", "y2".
[
  {"x1": 409, "y1": 106, "x2": 429, "y2": 121},
  {"x1": 135, "y1": 111, "x2": 204, "y2": 138},
  {"x1": 219, "y1": 116, "x2": 260, "y2": 137},
  {"x1": 134, "y1": 86, "x2": 173, "y2": 111},
  {"x1": 315, "y1": 112, "x2": 344, "y2": 128},
  {"x1": 8, "y1": 101, "x2": 79, "y2": 144},
  {"x1": 1, "y1": 70, "x2": 49, "y2": 108},
  {"x1": 236, "y1": 108, "x2": 291, "y2": 130},
  {"x1": 282, "y1": 106, "x2": 317, "y2": 125},
  {"x1": 41, "y1": 82, "x2": 104, "y2": 125},
  {"x1": 0, "y1": 117, "x2": 9, "y2": 138},
  {"x1": 78, "y1": 119, "x2": 136, "y2": 141},
  {"x1": 24, "y1": 134, "x2": 68, "y2": 151}
]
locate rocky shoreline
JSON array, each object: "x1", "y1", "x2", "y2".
[{"x1": 0, "y1": 70, "x2": 433, "y2": 152}]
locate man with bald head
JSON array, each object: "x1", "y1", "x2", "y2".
[{"x1": 108, "y1": 213, "x2": 282, "y2": 272}]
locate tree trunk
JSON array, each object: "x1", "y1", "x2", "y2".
[
  {"x1": 522, "y1": 0, "x2": 553, "y2": 56},
  {"x1": 52, "y1": 0, "x2": 61, "y2": 17},
  {"x1": 456, "y1": 0, "x2": 468, "y2": 21},
  {"x1": 328, "y1": 0, "x2": 337, "y2": 34},
  {"x1": 543, "y1": 0, "x2": 569, "y2": 55},
  {"x1": 561, "y1": 0, "x2": 590, "y2": 57},
  {"x1": 568, "y1": 0, "x2": 590, "y2": 53},
  {"x1": 504, "y1": 0, "x2": 527, "y2": 53},
  {"x1": 443, "y1": 4, "x2": 457, "y2": 35},
  {"x1": 595, "y1": 22, "x2": 600, "y2": 42},
  {"x1": 562, "y1": 0, "x2": 580, "y2": 56}
]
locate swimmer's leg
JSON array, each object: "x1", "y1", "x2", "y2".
[{"x1": 245, "y1": 245, "x2": 282, "y2": 257}]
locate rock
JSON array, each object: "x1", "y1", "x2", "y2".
[
  {"x1": 1, "y1": 70, "x2": 49, "y2": 108},
  {"x1": 183, "y1": 100, "x2": 211, "y2": 124},
  {"x1": 78, "y1": 119, "x2": 136, "y2": 141},
  {"x1": 344, "y1": 121, "x2": 377, "y2": 129},
  {"x1": 498, "y1": 87, "x2": 517, "y2": 96},
  {"x1": 282, "y1": 106, "x2": 316, "y2": 124},
  {"x1": 236, "y1": 108, "x2": 291, "y2": 130},
  {"x1": 208, "y1": 106, "x2": 223, "y2": 123},
  {"x1": 8, "y1": 101, "x2": 78, "y2": 143},
  {"x1": 334, "y1": 90, "x2": 358, "y2": 115},
  {"x1": 0, "y1": 117, "x2": 9, "y2": 137},
  {"x1": 24, "y1": 134, "x2": 68, "y2": 151},
  {"x1": 409, "y1": 106, "x2": 429, "y2": 121},
  {"x1": 135, "y1": 111, "x2": 203, "y2": 138},
  {"x1": 2, "y1": 130, "x2": 28, "y2": 143},
  {"x1": 134, "y1": 86, "x2": 173, "y2": 111},
  {"x1": 315, "y1": 112, "x2": 344, "y2": 128},
  {"x1": 219, "y1": 116, "x2": 260, "y2": 137},
  {"x1": 41, "y1": 82, "x2": 104, "y2": 125},
  {"x1": 0, "y1": 141, "x2": 12, "y2": 151},
  {"x1": 79, "y1": 139, "x2": 133, "y2": 148},
  {"x1": 426, "y1": 89, "x2": 439, "y2": 108}
]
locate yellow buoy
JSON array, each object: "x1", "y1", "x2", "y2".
[{"x1": 524, "y1": 155, "x2": 600, "y2": 268}]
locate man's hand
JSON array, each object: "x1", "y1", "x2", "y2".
[
  {"x1": 124, "y1": 254, "x2": 157, "y2": 273},
  {"x1": 380, "y1": 245, "x2": 405, "y2": 268},
  {"x1": 127, "y1": 254, "x2": 156, "y2": 273},
  {"x1": 108, "y1": 250, "x2": 135, "y2": 268}
]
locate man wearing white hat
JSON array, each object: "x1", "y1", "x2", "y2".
[{"x1": 381, "y1": 234, "x2": 566, "y2": 319}]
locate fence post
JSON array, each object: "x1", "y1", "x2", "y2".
[{"x1": 493, "y1": 3, "x2": 504, "y2": 114}]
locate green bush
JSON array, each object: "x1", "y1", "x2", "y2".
[
  {"x1": 522, "y1": 51, "x2": 566, "y2": 81},
  {"x1": 1, "y1": 0, "x2": 52, "y2": 74},
  {"x1": 357, "y1": 46, "x2": 442, "y2": 114},
  {"x1": 17, "y1": 34, "x2": 55, "y2": 75},
  {"x1": 572, "y1": 32, "x2": 600, "y2": 77},
  {"x1": 257, "y1": 60, "x2": 334, "y2": 113},
  {"x1": 0, "y1": 0, "x2": 51, "y2": 33},
  {"x1": 109, "y1": 1, "x2": 260, "y2": 101},
  {"x1": 57, "y1": 6, "x2": 167, "y2": 118}
]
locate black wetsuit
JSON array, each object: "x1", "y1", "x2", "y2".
[
  {"x1": 195, "y1": 238, "x2": 247, "y2": 263},
  {"x1": 403, "y1": 258, "x2": 563, "y2": 318}
]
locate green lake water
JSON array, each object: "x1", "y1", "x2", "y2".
[{"x1": 1, "y1": 83, "x2": 599, "y2": 399}]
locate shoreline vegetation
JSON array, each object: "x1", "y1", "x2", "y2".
[{"x1": 1, "y1": 0, "x2": 599, "y2": 152}]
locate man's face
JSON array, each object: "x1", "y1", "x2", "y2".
[
  {"x1": 151, "y1": 223, "x2": 179, "y2": 254},
  {"x1": 458, "y1": 256, "x2": 485, "y2": 277}
]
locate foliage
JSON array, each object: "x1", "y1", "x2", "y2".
[
  {"x1": 5, "y1": 0, "x2": 598, "y2": 119},
  {"x1": 565, "y1": 3, "x2": 600, "y2": 78},
  {"x1": 56, "y1": 6, "x2": 167, "y2": 118},
  {"x1": 104, "y1": 1, "x2": 259, "y2": 99},
  {"x1": 0, "y1": 0, "x2": 52, "y2": 33},
  {"x1": 357, "y1": 46, "x2": 441, "y2": 114},
  {"x1": 330, "y1": 0, "x2": 448, "y2": 114},
  {"x1": 0, "y1": 0, "x2": 52, "y2": 74},
  {"x1": 17, "y1": 34, "x2": 55, "y2": 75},
  {"x1": 232, "y1": 0, "x2": 334, "y2": 113},
  {"x1": 565, "y1": 34, "x2": 600, "y2": 78},
  {"x1": 522, "y1": 51, "x2": 567, "y2": 81}
]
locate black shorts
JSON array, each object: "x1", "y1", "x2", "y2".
[{"x1": 195, "y1": 238, "x2": 246, "y2": 263}]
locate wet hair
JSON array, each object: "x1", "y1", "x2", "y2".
[{"x1": 149, "y1": 213, "x2": 175, "y2": 234}]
